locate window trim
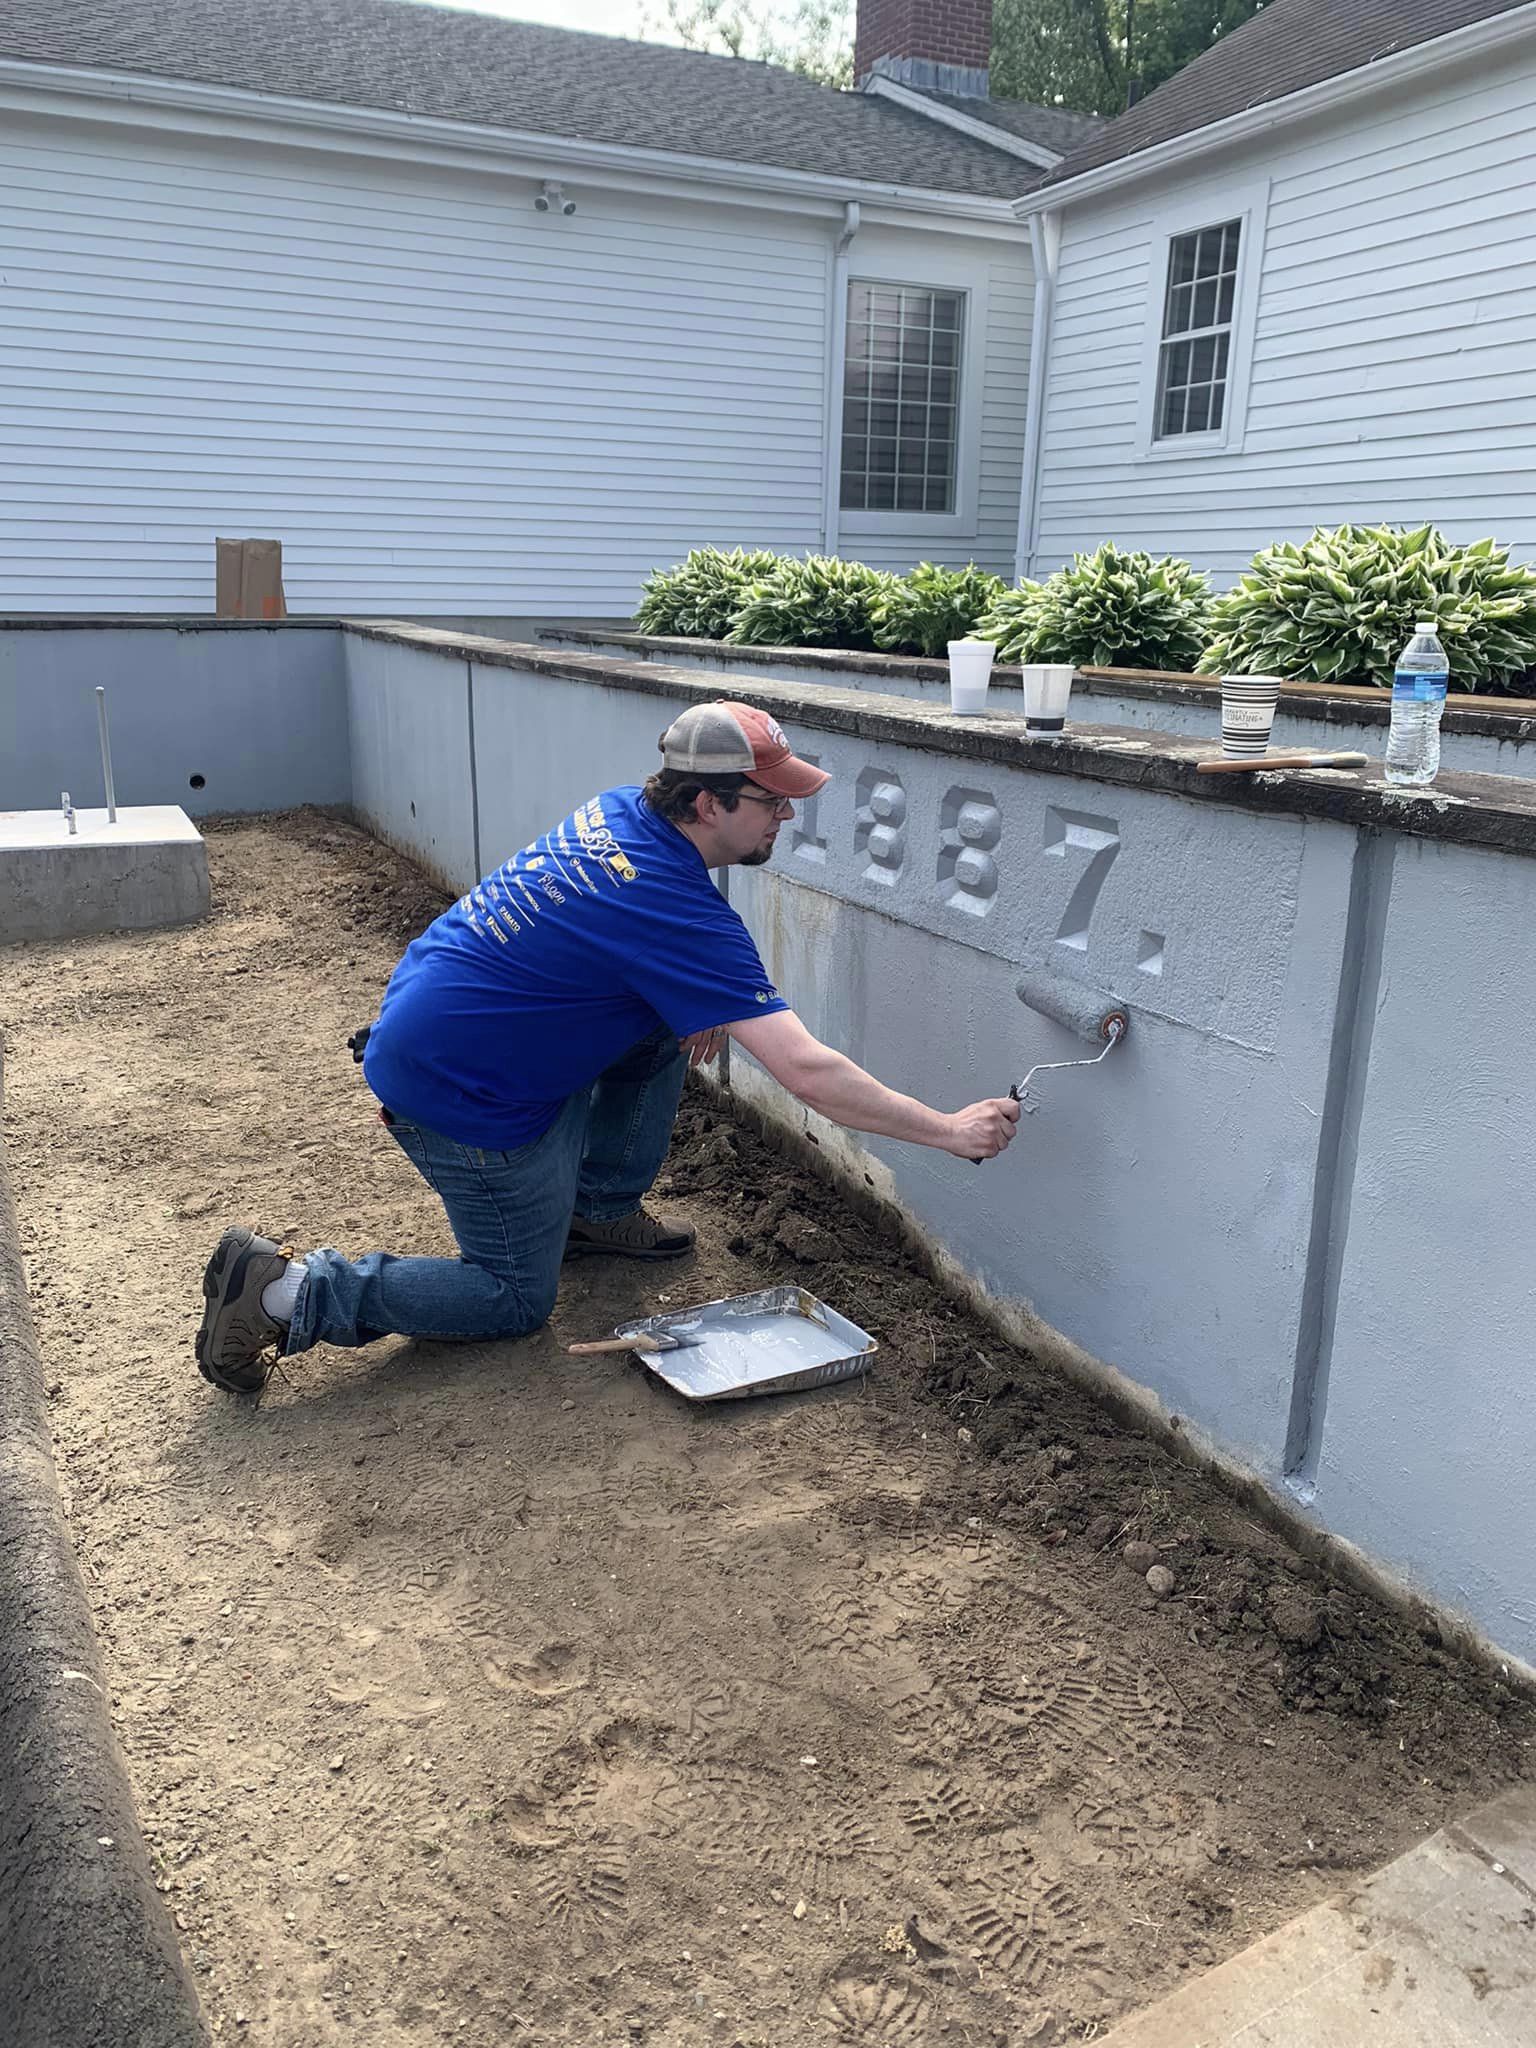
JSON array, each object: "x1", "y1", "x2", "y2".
[
  {"x1": 839, "y1": 269, "x2": 987, "y2": 538},
  {"x1": 1133, "y1": 179, "x2": 1269, "y2": 462}
]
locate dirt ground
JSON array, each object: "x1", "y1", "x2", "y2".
[{"x1": 3, "y1": 809, "x2": 1532, "y2": 2048}]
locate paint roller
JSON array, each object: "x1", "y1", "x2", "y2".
[{"x1": 974, "y1": 970, "x2": 1128, "y2": 1160}]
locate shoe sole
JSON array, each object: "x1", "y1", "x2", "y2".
[
  {"x1": 562, "y1": 1237, "x2": 695, "y2": 1264},
  {"x1": 196, "y1": 1228, "x2": 274, "y2": 1395}
]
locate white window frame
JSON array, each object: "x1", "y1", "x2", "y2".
[
  {"x1": 838, "y1": 264, "x2": 988, "y2": 540},
  {"x1": 1133, "y1": 179, "x2": 1269, "y2": 461}
]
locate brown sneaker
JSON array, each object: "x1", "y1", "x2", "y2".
[
  {"x1": 564, "y1": 1209, "x2": 695, "y2": 1262},
  {"x1": 196, "y1": 1226, "x2": 290, "y2": 1394}
]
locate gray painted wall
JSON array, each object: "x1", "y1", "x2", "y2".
[
  {"x1": 8, "y1": 621, "x2": 1531, "y2": 1671},
  {"x1": 340, "y1": 629, "x2": 1536, "y2": 1672},
  {"x1": 0, "y1": 624, "x2": 349, "y2": 818}
]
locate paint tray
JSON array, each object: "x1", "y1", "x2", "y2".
[{"x1": 618, "y1": 1285, "x2": 877, "y2": 1402}]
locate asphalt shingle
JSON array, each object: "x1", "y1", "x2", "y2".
[
  {"x1": 914, "y1": 88, "x2": 1103, "y2": 159},
  {"x1": 1042, "y1": 0, "x2": 1532, "y2": 189},
  {"x1": 0, "y1": 0, "x2": 1040, "y2": 199}
]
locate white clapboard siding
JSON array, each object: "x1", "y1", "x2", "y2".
[
  {"x1": 0, "y1": 110, "x2": 1030, "y2": 613},
  {"x1": 1032, "y1": 41, "x2": 1536, "y2": 581}
]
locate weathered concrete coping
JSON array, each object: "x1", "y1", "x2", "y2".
[
  {"x1": 542, "y1": 626, "x2": 1536, "y2": 741},
  {"x1": 350, "y1": 621, "x2": 1536, "y2": 864},
  {"x1": 0, "y1": 614, "x2": 341, "y2": 634}
]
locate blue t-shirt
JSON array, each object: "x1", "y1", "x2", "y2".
[{"x1": 362, "y1": 786, "x2": 787, "y2": 1146}]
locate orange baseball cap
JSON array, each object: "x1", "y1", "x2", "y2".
[{"x1": 660, "y1": 700, "x2": 830, "y2": 799}]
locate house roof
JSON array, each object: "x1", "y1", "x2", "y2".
[
  {"x1": 0, "y1": 0, "x2": 1041, "y2": 201},
  {"x1": 915, "y1": 89, "x2": 1102, "y2": 159},
  {"x1": 1040, "y1": 0, "x2": 1533, "y2": 191}
]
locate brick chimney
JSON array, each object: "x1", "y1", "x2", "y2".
[{"x1": 854, "y1": 0, "x2": 993, "y2": 98}]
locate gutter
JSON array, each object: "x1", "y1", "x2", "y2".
[
  {"x1": 821, "y1": 202, "x2": 861, "y2": 558},
  {"x1": 1014, "y1": 208, "x2": 1059, "y2": 583},
  {"x1": 1014, "y1": 0, "x2": 1536, "y2": 215},
  {"x1": 863, "y1": 73, "x2": 1063, "y2": 172},
  {"x1": 0, "y1": 59, "x2": 1020, "y2": 225}
]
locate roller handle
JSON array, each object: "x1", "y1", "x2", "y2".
[
  {"x1": 567, "y1": 1333, "x2": 667, "y2": 1355},
  {"x1": 971, "y1": 1083, "x2": 1021, "y2": 1165}
]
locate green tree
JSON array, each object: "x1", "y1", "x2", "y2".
[
  {"x1": 643, "y1": 0, "x2": 854, "y2": 87},
  {"x1": 991, "y1": 0, "x2": 1269, "y2": 116}
]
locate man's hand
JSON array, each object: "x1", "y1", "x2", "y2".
[
  {"x1": 943, "y1": 1096, "x2": 1021, "y2": 1160},
  {"x1": 728, "y1": 1010, "x2": 1023, "y2": 1160},
  {"x1": 680, "y1": 1026, "x2": 728, "y2": 1070}
]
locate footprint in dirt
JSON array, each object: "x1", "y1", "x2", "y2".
[{"x1": 482, "y1": 1640, "x2": 590, "y2": 1695}]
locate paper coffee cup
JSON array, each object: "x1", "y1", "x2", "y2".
[
  {"x1": 1022, "y1": 663, "x2": 1074, "y2": 733},
  {"x1": 948, "y1": 639, "x2": 995, "y2": 717},
  {"x1": 1220, "y1": 674, "x2": 1282, "y2": 757}
]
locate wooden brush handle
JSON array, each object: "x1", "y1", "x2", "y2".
[
  {"x1": 1197, "y1": 752, "x2": 1367, "y2": 775},
  {"x1": 567, "y1": 1334, "x2": 663, "y2": 1355}
]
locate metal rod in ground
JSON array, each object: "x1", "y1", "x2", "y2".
[{"x1": 95, "y1": 685, "x2": 116, "y2": 823}]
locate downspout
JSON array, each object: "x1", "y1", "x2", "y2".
[
  {"x1": 821, "y1": 200, "x2": 861, "y2": 557},
  {"x1": 1015, "y1": 205, "x2": 1060, "y2": 584}
]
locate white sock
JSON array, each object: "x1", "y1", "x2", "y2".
[{"x1": 261, "y1": 1255, "x2": 308, "y2": 1324}]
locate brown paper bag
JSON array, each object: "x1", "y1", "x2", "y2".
[{"x1": 216, "y1": 537, "x2": 287, "y2": 619}]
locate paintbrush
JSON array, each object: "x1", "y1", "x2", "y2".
[
  {"x1": 566, "y1": 1327, "x2": 705, "y2": 1356},
  {"x1": 1196, "y1": 751, "x2": 1369, "y2": 775}
]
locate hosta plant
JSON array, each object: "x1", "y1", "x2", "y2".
[
  {"x1": 871, "y1": 561, "x2": 1007, "y2": 658},
  {"x1": 727, "y1": 555, "x2": 895, "y2": 651},
  {"x1": 977, "y1": 544, "x2": 1213, "y2": 671},
  {"x1": 1203, "y1": 524, "x2": 1536, "y2": 692},
  {"x1": 634, "y1": 547, "x2": 781, "y2": 640}
]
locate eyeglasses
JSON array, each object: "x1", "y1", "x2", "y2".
[{"x1": 734, "y1": 789, "x2": 795, "y2": 818}]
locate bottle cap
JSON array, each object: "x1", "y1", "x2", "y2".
[{"x1": 1415, "y1": 621, "x2": 1436, "y2": 633}]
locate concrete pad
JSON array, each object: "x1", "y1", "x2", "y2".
[
  {"x1": 0, "y1": 806, "x2": 209, "y2": 943},
  {"x1": 1100, "y1": 1785, "x2": 1536, "y2": 2047}
]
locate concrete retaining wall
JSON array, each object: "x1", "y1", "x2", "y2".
[
  {"x1": 538, "y1": 628, "x2": 1536, "y2": 780},
  {"x1": 7, "y1": 618, "x2": 1535, "y2": 1678},
  {"x1": 0, "y1": 621, "x2": 351, "y2": 819},
  {"x1": 0, "y1": 1053, "x2": 209, "y2": 2048},
  {"x1": 336, "y1": 625, "x2": 1536, "y2": 1675}
]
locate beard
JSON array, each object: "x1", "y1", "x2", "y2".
[{"x1": 738, "y1": 843, "x2": 775, "y2": 868}]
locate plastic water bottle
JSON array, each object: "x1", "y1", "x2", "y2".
[{"x1": 1385, "y1": 622, "x2": 1449, "y2": 787}]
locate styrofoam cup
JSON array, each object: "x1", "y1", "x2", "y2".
[
  {"x1": 948, "y1": 638, "x2": 995, "y2": 716},
  {"x1": 1220, "y1": 673, "x2": 1282, "y2": 756},
  {"x1": 1022, "y1": 663, "x2": 1074, "y2": 732}
]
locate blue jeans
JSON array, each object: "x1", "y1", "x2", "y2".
[{"x1": 285, "y1": 1027, "x2": 687, "y2": 1356}]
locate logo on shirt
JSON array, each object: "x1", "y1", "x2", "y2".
[
  {"x1": 756, "y1": 986, "x2": 777, "y2": 1004},
  {"x1": 606, "y1": 852, "x2": 638, "y2": 883}
]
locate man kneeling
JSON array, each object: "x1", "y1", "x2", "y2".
[{"x1": 196, "y1": 702, "x2": 1018, "y2": 1393}]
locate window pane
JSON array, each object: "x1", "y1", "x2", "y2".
[
  {"x1": 1222, "y1": 220, "x2": 1242, "y2": 271},
  {"x1": 1194, "y1": 227, "x2": 1223, "y2": 278},
  {"x1": 841, "y1": 281, "x2": 961, "y2": 517},
  {"x1": 1162, "y1": 337, "x2": 1191, "y2": 388},
  {"x1": 1165, "y1": 280, "x2": 1193, "y2": 336},
  {"x1": 1192, "y1": 277, "x2": 1219, "y2": 330},
  {"x1": 1185, "y1": 384, "x2": 1212, "y2": 433},
  {"x1": 1217, "y1": 272, "x2": 1235, "y2": 325},
  {"x1": 1160, "y1": 380, "x2": 1186, "y2": 437},
  {"x1": 1209, "y1": 382, "x2": 1227, "y2": 431},
  {"x1": 1190, "y1": 333, "x2": 1218, "y2": 382},
  {"x1": 1214, "y1": 329, "x2": 1231, "y2": 379},
  {"x1": 1169, "y1": 233, "x2": 1197, "y2": 286}
]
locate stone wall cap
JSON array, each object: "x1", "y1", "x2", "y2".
[{"x1": 347, "y1": 620, "x2": 1536, "y2": 864}]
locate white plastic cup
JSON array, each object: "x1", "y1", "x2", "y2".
[
  {"x1": 1220, "y1": 673, "x2": 1282, "y2": 757},
  {"x1": 1021, "y1": 663, "x2": 1074, "y2": 733},
  {"x1": 948, "y1": 638, "x2": 995, "y2": 716}
]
